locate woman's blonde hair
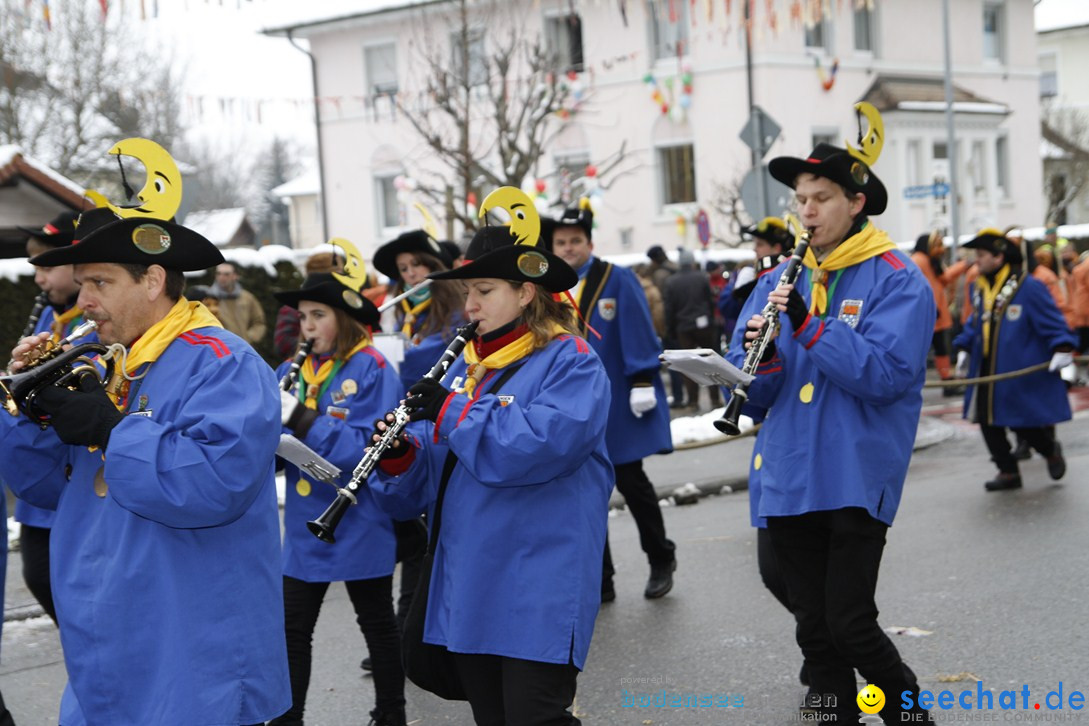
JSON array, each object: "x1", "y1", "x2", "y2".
[
  {"x1": 509, "y1": 281, "x2": 580, "y2": 350},
  {"x1": 391, "y1": 251, "x2": 462, "y2": 338}
]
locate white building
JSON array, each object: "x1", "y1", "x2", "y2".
[{"x1": 266, "y1": 0, "x2": 1044, "y2": 256}]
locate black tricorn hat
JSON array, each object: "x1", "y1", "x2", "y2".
[
  {"x1": 741, "y1": 217, "x2": 794, "y2": 250},
  {"x1": 19, "y1": 210, "x2": 81, "y2": 248},
  {"x1": 372, "y1": 229, "x2": 453, "y2": 281},
  {"x1": 962, "y1": 228, "x2": 1022, "y2": 265},
  {"x1": 427, "y1": 225, "x2": 577, "y2": 293},
  {"x1": 768, "y1": 142, "x2": 887, "y2": 216},
  {"x1": 438, "y1": 240, "x2": 463, "y2": 262},
  {"x1": 274, "y1": 272, "x2": 380, "y2": 326},
  {"x1": 554, "y1": 204, "x2": 593, "y2": 239},
  {"x1": 28, "y1": 207, "x2": 224, "y2": 271}
]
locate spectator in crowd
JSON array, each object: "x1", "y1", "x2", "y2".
[
  {"x1": 211, "y1": 260, "x2": 267, "y2": 346},
  {"x1": 663, "y1": 249, "x2": 721, "y2": 411}
]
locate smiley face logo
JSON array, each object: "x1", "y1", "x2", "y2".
[{"x1": 856, "y1": 684, "x2": 885, "y2": 714}]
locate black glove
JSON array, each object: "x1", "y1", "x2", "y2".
[
  {"x1": 371, "y1": 416, "x2": 410, "y2": 459},
  {"x1": 405, "y1": 378, "x2": 450, "y2": 423},
  {"x1": 34, "y1": 376, "x2": 125, "y2": 449},
  {"x1": 784, "y1": 287, "x2": 809, "y2": 330}
]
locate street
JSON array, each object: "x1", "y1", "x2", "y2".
[{"x1": 2, "y1": 392, "x2": 1087, "y2": 725}]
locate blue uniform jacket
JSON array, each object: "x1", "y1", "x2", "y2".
[
  {"x1": 727, "y1": 243, "x2": 934, "y2": 526},
  {"x1": 12, "y1": 305, "x2": 99, "y2": 529},
  {"x1": 576, "y1": 257, "x2": 672, "y2": 465},
  {"x1": 0, "y1": 327, "x2": 289, "y2": 726},
  {"x1": 370, "y1": 334, "x2": 613, "y2": 669},
  {"x1": 276, "y1": 346, "x2": 403, "y2": 582},
  {"x1": 953, "y1": 275, "x2": 1075, "y2": 427},
  {"x1": 398, "y1": 311, "x2": 466, "y2": 391}
]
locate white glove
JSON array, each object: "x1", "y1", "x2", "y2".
[
  {"x1": 1049, "y1": 350, "x2": 1074, "y2": 373},
  {"x1": 630, "y1": 386, "x2": 657, "y2": 418},
  {"x1": 281, "y1": 389, "x2": 301, "y2": 425},
  {"x1": 955, "y1": 351, "x2": 970, "y2": 379}
]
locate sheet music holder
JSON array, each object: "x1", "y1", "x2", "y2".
[
  {"x1": 659, "y1": 348, "x2": 753, "y2": 388},
  {"x1": 276, "y1": 433, "x2": 342, "y2": 485}
]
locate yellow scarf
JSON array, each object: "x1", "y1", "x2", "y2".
[
  {"x1": 105, "y1": 298, "x2": 222, "y2": 408},
  {"x1": 401, "y1": 298, "x2": 431, "y2": 337},
  {"x1": 460, "y1": 322, "x2": 566, "y2": 399},
  {"x1": 802, "y1": 224, "x2": 896, "y2": 316},
  {"x1": 51, "y1": 306, "x2": 84, "y2": 342},
  {"x1": 300, "y1": 339, "x2": 371, "y2": 409},
  {"x1": 975, "y1": 264, "x2": 1011, "y2": 351}
]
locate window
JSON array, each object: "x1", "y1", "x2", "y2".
[
  {"x1": 648, "y1": 0, "x2": 689, "y2": 61},
  {"x1": 933, "y1": 141, "x2": 948, "y2": 161},
  {"x1": 451, "y1": 29, "x2": 487, "y2": 87},
  {"x1": 983, "y1": 2, "x2": 1005, "y2": 63},
  {"x1": 906, "y1": 139, "x2": 922, "y2": 187},
  {"x1": 1039, "y1": 51, "x2": 1058, "y2": 98},
  {"x1": 854, "y1": 4, "x2": 874, "y2": 53},
  {"x1": 375, "y1": 173, "x2": 402, "y2": 230},
  {"x1": 995, "y1": 135, "x2": 1009, "y2": 197},
  {"x1": 811, "y1": 129, "x2": 837, "y2": 149},
  {"x1": 545, "y1": 13, "x2": 584, "y2": 73},
  {"x1": 364, "y1": 43, "x2": 398, "y2": 97},
  {"x1": 805, "y1": 13, "x2": 832, "y2": 53},
  {"x1": 970, "y1": 140, "x2": 988, "y2": 196},
  {"x1": 658, "y1": 144, "x2": 696, "y2": 205}
]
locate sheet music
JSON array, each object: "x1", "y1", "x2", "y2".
[
  {"x1": 276, "y1": 434, "x2": 342, "y2": 485},
  {"x1": 659, "y1": 348, "x2": 753, "y2": 388}
]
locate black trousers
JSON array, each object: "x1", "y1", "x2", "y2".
[
  {"x1": 677, "y1": 329, "x2": 722, "y2": 406},
  {"x1": 602, "y1": 459, "x2": 676, "y2": 581},
  {"x1": 767, "y1": 508, "x2": 929, "y2": 723},
  {"x1": 20, "y1": 524, "x2": 56, "y2": 624},
  {"x1": 453, "y1": 652, "x2": 580, "y2": 726},
  {"x1": 0, "y1": 688, "x2": 13, "y2": 726},
  {"x1": 393, "y1": 518, "x2": 427, "y2": 628},
  {"x1": 982, "y1": 424, "x2": 1056, "y2": 474},
  {"x1": 756, "y1": 527, "x2": 791, "y2": 611},
  {"x1": 272, "y1": 575, "x2": 404, "y2": 723}
]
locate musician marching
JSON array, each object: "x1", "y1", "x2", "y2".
[
  {"x1": 369, "y1": 216, "x2": 613, "y2": 725},
  {"x1": 727, "y1": 109, "x2": 935, "y2": 723},
  {"x1": 1, "y1": 206, "x2": 289, "y2": 726},
  {"x1": 273, "y1": 249, "x2": 408, "y2": 726}
]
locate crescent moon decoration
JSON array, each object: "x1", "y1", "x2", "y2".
[
  {"x1": 846, "y1": 101, "x2": 884, "y2": 167},
  {"x1": 329, "y1": 237, "x2": 369, "y2": 292},
  {"x1": 413, "y1": 202, "x2": 441, "y2": 241},
  {"x1": 83, "y1": 138, "x2": 184, "y2": 221},
  {"x1": 478, "y1": 186, "x2": 542, "y2": 247}
]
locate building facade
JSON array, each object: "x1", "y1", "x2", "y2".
[
  {"x1": 268, "y1": 0, "x2": 1044, "y2": 256},
  {"x1": 1037, "y1": 17, "x2": 1089, "y2": 227}
]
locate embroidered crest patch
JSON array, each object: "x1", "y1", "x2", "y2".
[
  {"x1": 838, "y1": 299, "x2": 864, "y2": 328},
  {"x1": 1006, "y1": 304, "x2": 1022, "y2": 321},
  {"x1": 598, "y1": 298, "x2": 617, "y2": 321}
]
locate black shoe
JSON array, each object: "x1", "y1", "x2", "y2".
[
  {"x1": 1047, "y1": 441, "x2": 1066, "y2": 480},
  {"x1": 360, "y1": 656, "x2": 372, "y2": 672},
  {"x1": 941, "y1": 383, "x2": 965, "y2": 397},
  {"x1": 985, "y1": 472, "x2": 1022, "y2": 491},
  {"x1": 799, "y1": 662, "x2": 810, "y2": 687},
  {"x1": 601, "y1": 580, "x2": 616, "y2": 603},
  {"x1": 368, "y1": 707, "x2": 407, "y2": 726},
  {"x1": 1013, "y1": 439, "x2": 1032, "y2": 460},
  {"x1": 644, "y1": 559, "x2": 676, "y2": 599}
]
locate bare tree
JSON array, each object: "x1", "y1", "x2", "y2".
[
  {"x1": 706, "y1": 176, "x2": 749, "y2": 248},
  {"x1": 1041, "y1": 106, "x2": 1089, "y2": 226},
  {"x1": 395, "y1": 0, "x2": 628, "y2": 232},
  {"x1": 0, "y1": 0, "x2": 186, "y2": 179}
]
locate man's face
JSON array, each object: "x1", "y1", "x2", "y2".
[
  {"x1": 793, "y1": 173, "x2": 864, "y2": 252},
  {"x1": 33, "y1": 264, "x2": 80, "y2": 305},
  {"x1": 215, "y1": 264, "x2": 238, "y2": 291},
  {"x1": 975, "y1": 249, "x2": 1004, "y2": 275},
  {"x1": 552, "y1": 226, "x2": 593, "y2": 270},
  {"x1": 753, "y1": 239, "x2": 781, "y2": 260},
  {"x1": 75, "y1": 263, "x2": 159, "y2": 346}
]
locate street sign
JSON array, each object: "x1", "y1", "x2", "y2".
[
  {"x1": 739, "y1": 106, "x2": 782, "y2": 158},
  {"x1": 740, "y1": 166, "x2": 793, "y2": 221},
  {"x1": 695, "y1": 209, "x2": 711, "y2": 248},
  {"x1": 903, "y1": 183, "x2": 952, "y2": 200}
]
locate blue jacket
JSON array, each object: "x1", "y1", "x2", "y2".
[
  {"x1": 370, "y1": 334, "x2": 612, "y2": 669},
  {"x1": 727, "y1": 238, "x2": 934, "y2": 526},
  {"x1": 12, "y1": 305, "x2": 99, "y2": 529},
  {"x1": 953, "y1": 274, "x2": 1075, "y2": 427},
  {"x1": 575, "y1": 257, "x2": 672, "y2": 465},
  {"x1": 398, "y1": 310, "x2": 466, "y2": 391},
  {"x1": 0, "y1": 326, "x2": 289, "y2": 726},
  {"x1": 276, "y1": 346, "x2": 403, "y2": 582}
]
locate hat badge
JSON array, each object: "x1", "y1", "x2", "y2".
[
  {"x1": 517, "y1": 250, "x2": 549, "y2": 278},
  {"x1": 132, "y1": 223, "x2": 172, "y2": 254}
]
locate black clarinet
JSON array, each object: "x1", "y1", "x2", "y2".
[
  {"x1": 715, "y1": 224, "x2": 812, "y2": 435},
  {"x1": 20, "y1": 291, "x2": 49, "y2": 340},
  {"x1": 307, "y1": 320, "x2": 480, "y2": 543},
  {"x1": 280, "y1": 339, "x2": 314, "y2": 392}
]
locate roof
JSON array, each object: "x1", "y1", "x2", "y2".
[
  {"x1": 183, "y1": 208, "x2": 252, "y2": 247},
  {"x1": 272, "y1": 171, "x2": 321, "y2": 198},
  {"x1": 859, "y1": 76, "x2": 1008, "y2": 115},
  {"x1": 0, "y1": 146, "x2": 88, "y2": 207},
  {"x1": 261, "y1": 0, "x2": 440, "y2": 36}
]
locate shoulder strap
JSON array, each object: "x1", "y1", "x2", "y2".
[{"x1": 427, "y1": 361, "x2": 525, "y2": 553}]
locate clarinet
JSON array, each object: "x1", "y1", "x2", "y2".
[
  {"x1": 714, "y1": 219, "x2": 812, "y2": 435},
  {"x1": 307, "y1": 320, "x2": 480, "y2": 543},
  {"x1": 281, "y1": 339, "x2": 314, "y2": 391},
  {"x1": 21, "y1": 291, "x2": 49, "y2": 340}
]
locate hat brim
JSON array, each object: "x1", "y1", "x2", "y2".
[
  {"x1": 962, "y1": 234, "x2": 1023, "y2": 264},
  {"x1": 768, "y1": 155, "x2": 888, "y2": 216},
  {"x1": 18, "y1": 226, "x2": 75, "y2": 248},
  {"x1": 29, "y1": 217, "x2": 223, "y2": 271},
  {"x1": 373, "y1": 231, "x2": 452, "y2": 280},
  {"x1": 274, "y1": 279, "x2": 380, "y2": 327},
  {"x1": 427, "y1": 244, "x2": 577, "y2": 293}
]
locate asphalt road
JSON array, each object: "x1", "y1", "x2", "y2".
[{"x1": 3, "y1": 398, "x2": 1087, "y2": 725}]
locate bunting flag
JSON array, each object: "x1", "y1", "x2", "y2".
[
  {"x1": 42, "y1": 0, "x2": 51, "y2": 29},
  {"x1": 98, "y1": 0, "x2": 108, "y2": 19}
]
